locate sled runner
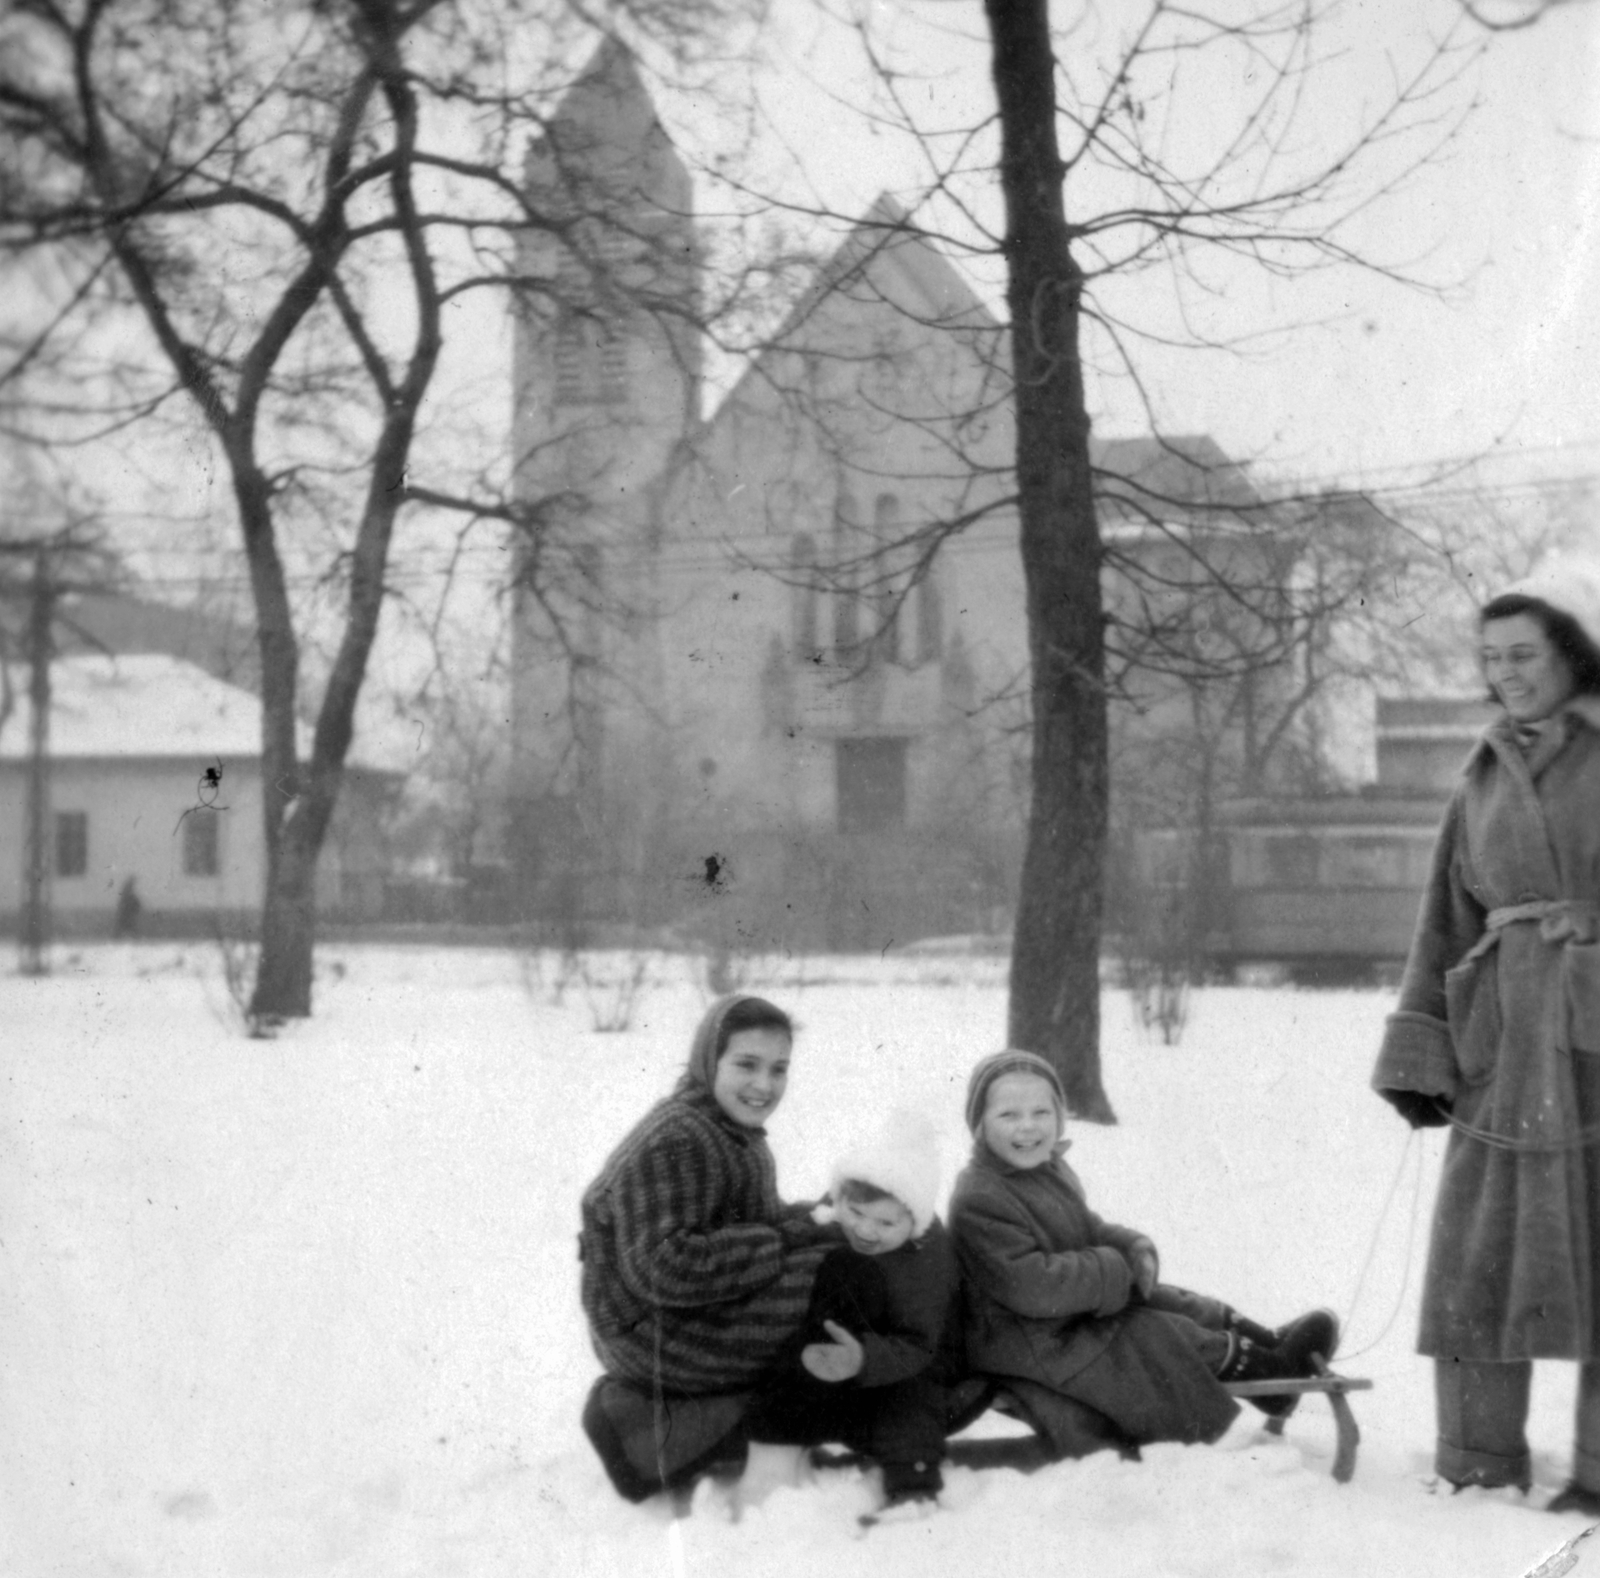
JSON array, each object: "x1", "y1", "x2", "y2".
[
  {"x1": 1222, "y1": 1358, "x2": 1373, "y2": 1483},
  {"x1": 960, "y1": 1356, "x2": 1374, "y2": 1484}
]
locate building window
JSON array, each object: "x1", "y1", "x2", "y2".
[
  {"x1": 836, "y1": 737, "x2": 908, "y2": 833},
  {"x1": 1265, "y1": 834, "x2": 1319, "y2": 887},
  {"x1": 553, "y1": 317, "x2": 588, "y2": 403},
  {"x1": 833, "y1": 585, "x2": 860, "y2": 657},
  {"x1": 791, "y1": 533, "x2": 820, "y2": 660},
  {"x1": 1321, "y1": 836, "x2": 1405, "y2": 889},
  {"x1": 916, "y1": 569, "x2": 943, "y2": 665},
  {"x1": 183, "y1": 809, "x2": 220, "y2": 878},
  {"x1": 875, "y1": 589, "x2": 901, "y2": 664},
  {"x1": 552, "y1": 313, "x2": 628, "y2": 407},
  {"x1": 598, "y1": 331, "x2": 628, "y2": 403},
  {"x1": 55, "y1": 811, "x2": 88, "y2": 878}
]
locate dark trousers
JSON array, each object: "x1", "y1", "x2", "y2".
[
  {"x1": 1435, "y1": 1358, "x2": 1600, "y2": 1491},
  {"x1": 744, "y1": 1247, "x2": 951, "y2": 1478},
  {"x1": 581, "y1": 1379, "x2": 750, "y2": 1503}
]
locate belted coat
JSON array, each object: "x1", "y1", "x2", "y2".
[{"x1": 1373, "y1": 697, "x2": 1600, "y2": 1360}]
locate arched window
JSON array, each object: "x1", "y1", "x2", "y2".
[
  {"x1": 916, "y1": 566, "x2": 943, "y2": 665},
  {"x1": 876, "y1": 588, "x2": 901, "y2": 665},
  {"x1": 834, "y1": 582, "x2": 860, "y2": 657},
  {"x1": 833, "y1": 486, "x2": 861, "y2": 658},
  {"x1": 873, "y1": 493, "x2": 901, "y2": 536},
  {"x1": 791, "y1": 532, "x2": 819, "y2": 660}
]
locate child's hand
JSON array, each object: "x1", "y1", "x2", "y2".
[
  {"x1": 1130, "y1": 1245, "x2": 1159, "y2": 1299},
  {"x1": 800, "y1": 1320, "x2": 865, "y2": 1383}
]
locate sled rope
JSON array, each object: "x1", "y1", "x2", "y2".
[
  {"x1": 1442, "y1": 1109, "x2": 1600, "y2": 1153},
  {"x1": 1336, "y1": 1128, "x2": 1425, "y2": 1363}
]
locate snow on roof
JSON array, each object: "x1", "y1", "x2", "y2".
[{"x1": 0, "y1": 653, "x2": 362, "y2": 766}]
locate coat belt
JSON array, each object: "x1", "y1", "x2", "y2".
[{"x1": 1460, "y1": 900, "x2": 1600, "y2": 965}]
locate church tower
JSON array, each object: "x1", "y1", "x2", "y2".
[
  {"x1": 507, "y1": 37, "x2": 701, "y2": 925},
  {"x1": 511, "y1": 35, "x2": 700, "y2": 511}
]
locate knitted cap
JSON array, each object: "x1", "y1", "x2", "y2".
[
  {"x1": 830, "y1": 1109, "x2": 942, "y2": 1236},
  {"x1": 964, "y1": 1049, "x2": 1066, "y2": 1134},
  {"x1": 1500, "y1": 554, "x2": 1600, "y2": 659}
]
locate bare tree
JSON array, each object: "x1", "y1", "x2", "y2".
[
  {"x1": 0, "y1": 0, "x2": 755, "y2": 1017},
  {"x1": 704, "y1": 0, "x2": 1513, "y2": 1115}
]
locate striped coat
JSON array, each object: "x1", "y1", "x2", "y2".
[{"x1": 580, "y1": 1083, "x2": 829, "y2": 1395}]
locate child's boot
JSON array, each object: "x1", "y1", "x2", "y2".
[
  {"x1": 880, "y1": 1456, "x2": 943, "y2": 1507},
  {"x1": 1274, "y1": 1308, "x2": 1340, "y2": 1369},
  {"x1": 1218, "y1": 1309, "x2": 1340, "y2": 1418},
  {"x1": 859, "y1": 1458, "x2": 943, "y2": 1526}
]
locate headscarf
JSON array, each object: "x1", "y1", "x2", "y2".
[
  {"x1": 963, "y1": 1049, "x2": 1066, "y2": 1135},
  {"x1": 678, "y1": 992, "x2": 791, "y2": 1094}
]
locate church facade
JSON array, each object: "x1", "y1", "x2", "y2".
[{"x1": 505, "y1": 41, "x2": 1317, "y2": 954}]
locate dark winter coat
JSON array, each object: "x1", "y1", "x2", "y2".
[
  {"x1": 948, "y1": 1142, "x2": 1238, "y2": 1447},
  {"x1": 744, "y1": 1224, "x2": 965, "y2": 1469},
  {"x1": 808, "y1": 1219, "x2": 963, "y2": 1389},
  {"x1": 579, "y1": 1001, "x2": 831, "y2": 1396},
  {"x1": 1373, "y1": 697, "x2": 1600, "y2": 1360}
]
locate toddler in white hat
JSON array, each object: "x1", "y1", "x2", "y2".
[{"x1": 742, "y1": 1110, "x2": 965, "y2": 1513}]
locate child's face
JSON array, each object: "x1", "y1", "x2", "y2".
[
  {"x1": 837, "y1": 1191, "x2": 915, "y2": 1256},
  {"x1": 980, "y1": 1072, "x2": 1061, "y2": 1170},
  {"x1": 711, "y1": 1027, "x2": 791, "y2": 1128}
]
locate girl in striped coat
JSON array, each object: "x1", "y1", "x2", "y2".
[{"x1": 579, "y1": 993, "x2": 837, "y2": 1499}]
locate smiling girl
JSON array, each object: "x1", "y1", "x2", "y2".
[
  {"x1": 1373, "y1": 556, "x2": 1600, "y2": 1511},
  {"x1": 578, "y1": 994, "x2": 836, "y2": 1501},
  {"x1": 950, "y1": 1050, "x2": 1336, "y2": 1460}
]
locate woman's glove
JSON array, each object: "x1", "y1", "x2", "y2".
[{"x1": 1384, "y1": 1089, "x2": 1450, "y2": 1129}]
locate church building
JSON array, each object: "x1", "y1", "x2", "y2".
[{"x1": 505, "y1": 39, "x2": 1313, "y2": 954}]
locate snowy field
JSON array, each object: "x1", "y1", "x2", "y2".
[{"x1": 2, "y1": 942, "x2": 1596, "y2": 1578}]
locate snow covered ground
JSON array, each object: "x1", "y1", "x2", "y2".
[{"x1": 1, "y1": 942, "x2": 1595, "y2": 1577}]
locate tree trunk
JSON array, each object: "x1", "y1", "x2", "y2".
[
  {"x1": 251, "y1": 822, "x2": 318, "y2": 1019},
  {"x1": 984, "y1": 0, "x2": 1115, "y2": 1121}
]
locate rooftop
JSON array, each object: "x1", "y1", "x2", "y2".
[{"x1": 0, "y1": 654, "x2": 385, "y2": 769}]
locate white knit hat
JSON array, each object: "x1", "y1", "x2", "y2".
[
  {"x1": 828, "y1": 1109, "x2": 942, "y2": 1237},
  {"x1": 1501, "y1": 554, "x2": 1600, "y2": 657}
]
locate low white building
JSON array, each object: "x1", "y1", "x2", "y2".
[{"x1": 0, "y1": 654, "x2": 398, "y2": 934}]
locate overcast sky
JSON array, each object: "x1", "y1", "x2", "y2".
[{"x1": 654, "y1": 0, "x2": 1600, "y2": 492}]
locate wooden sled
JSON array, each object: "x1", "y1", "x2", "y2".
[
  {"x1": 950, "y1": 1357, "x2": 1373, "y2": 1485},
  {"x1": 810, "y1": 1361, "x2": 1374, "y2": 1488},
  {"x1": 1223, "y1": 1358, "x2": 1373, "y2": 1483}
]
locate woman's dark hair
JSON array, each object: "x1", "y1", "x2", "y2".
[
  {"x1": 713, "y1": 996, "x2": 794, "y2": 1061},
  {"x1": 1481, "y1": 593, "x2": 1600, "y2": 697}
]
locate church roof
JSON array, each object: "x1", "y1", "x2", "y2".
[
  {"x1": 551, "y1": 34, "x2": 656, "y2": 139},
  {"x1": 710, "y1": 194, "x2": 1000, "y2": 420},
  {"x1": 532, "y1": 32, "x2": 689, "y2": 213},
  {"x1": 1091, "y1": 434, "x2": 1261, "y2": 511}
]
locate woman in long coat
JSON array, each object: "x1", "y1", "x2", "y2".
[
  {"x1": 578, "y1": 993, "x2": 836, "y2": 1500},
  {"x1": 1372, "y1": 556, "x2": 1600, "y2": 1510}
]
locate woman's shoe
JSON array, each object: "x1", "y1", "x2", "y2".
[{"x1": 1546, "y1": 1481, "x2": 1600, "y2": 1516}]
